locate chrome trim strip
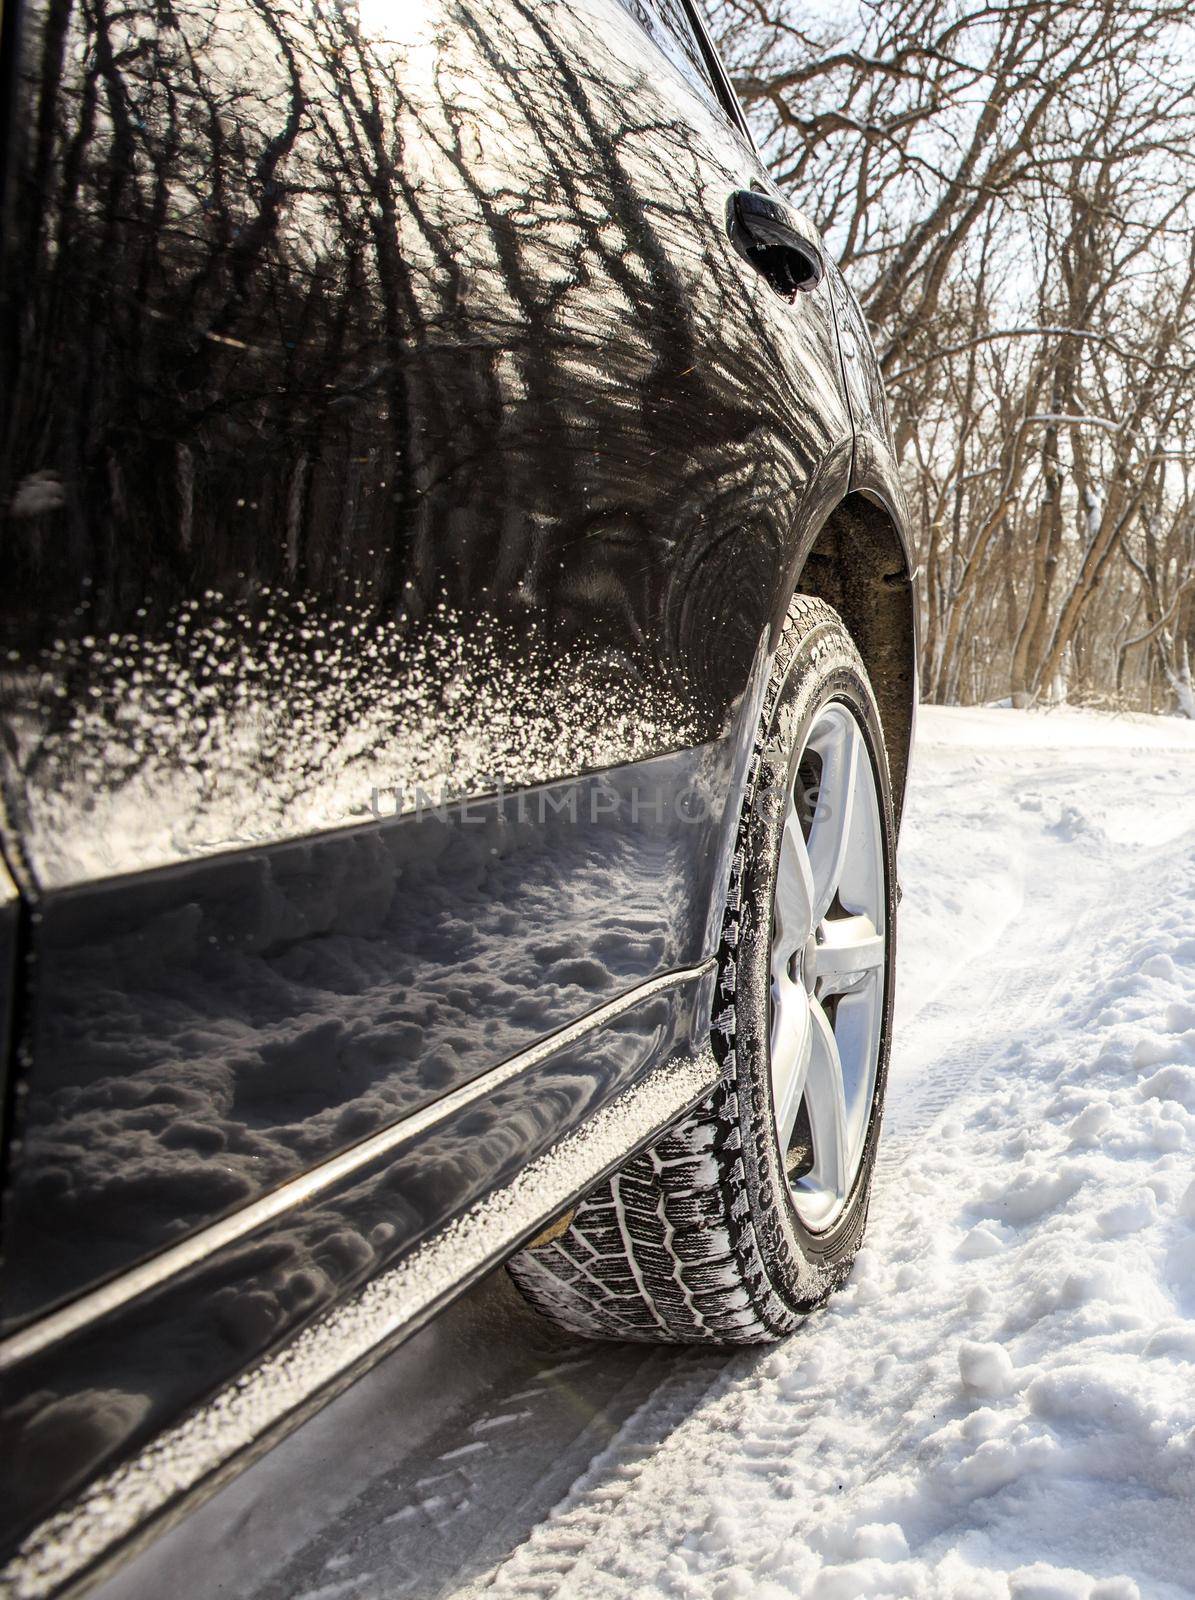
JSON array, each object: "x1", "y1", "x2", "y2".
[
  {"x1": 0, "y1": 959, "x2": 714, "y2": 1374},
  {"x1": 4, "y1": 1037, "x2": 722, "y2": 1600}
]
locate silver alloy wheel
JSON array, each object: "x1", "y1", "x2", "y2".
[{"x1": 770, "y1": 699, "x2": 887, "y2": 1232}]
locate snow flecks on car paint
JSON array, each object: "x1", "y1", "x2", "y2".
[{"x1": 2, "y1": 598, "x2": 704, "y2": 889}]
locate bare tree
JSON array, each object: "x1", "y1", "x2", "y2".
[{"x1": 712, "y1": 0, "x2": 1195, "y2": 714}]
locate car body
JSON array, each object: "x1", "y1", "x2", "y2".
[{"x1": 0, "y1": 0, "x2": 915, "y2": 1591}]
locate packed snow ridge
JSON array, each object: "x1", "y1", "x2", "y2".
[{"x1": 478, "y1": 705, "x2": 1195, "y2": 1600}]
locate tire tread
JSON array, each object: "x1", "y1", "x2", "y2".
[{"x1": 508, "y1": 598, "x2": 872, "y2": 1343}]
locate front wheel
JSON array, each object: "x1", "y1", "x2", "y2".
[{"x1": 508, "y1": 596, "x2": 898, "y2": 1342}]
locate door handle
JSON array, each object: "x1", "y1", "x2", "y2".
[{"x1": 727, "y1": 189, "x2": 823, "y2": 299}]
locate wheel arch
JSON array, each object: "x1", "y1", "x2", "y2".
[{"x1": 794, "y1": 491, "x2": 917, "y2": 828}]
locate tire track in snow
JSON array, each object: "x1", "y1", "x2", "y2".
[{"x1": 886, "y1": 737, "x2": 1195, "y2": 1150}]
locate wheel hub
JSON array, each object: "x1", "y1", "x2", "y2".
[{"x1": 801, "y1": 932, "x2": 819, "y2": 995}]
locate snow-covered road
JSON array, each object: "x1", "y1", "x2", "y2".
[{"x1": 99, "y1": 706, "x2": 1195, "y2": 1600}]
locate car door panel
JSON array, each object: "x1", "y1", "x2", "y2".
[
  {"x1": 1, "y1": 924, "x2": 718, "y2": 1553},
  {"x1": 0, "y1": 744, "x2": 735, "y2": 1335},
  {"x1": 0, "y1": 0, "x2": 854, "y2": 1573},
  {"x1": 1, "y1": 0, "x2": 849, "y2": 1293}
]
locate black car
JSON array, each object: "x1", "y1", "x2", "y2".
[{"x1": 0, "y1": 0, "x2": 916, "y2": 1591}]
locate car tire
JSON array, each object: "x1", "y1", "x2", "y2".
[{"x1": 507, "y1": 595, "x2": 898, "y2": 1343}]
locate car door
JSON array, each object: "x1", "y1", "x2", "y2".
[{"x1": 0, "y1": 0, "x2": 853, "y2": 1562}]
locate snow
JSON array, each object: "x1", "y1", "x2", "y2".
[
  {"x1": 8, "y1": 605, "x2": 705, "y2": 890},
  {"x1": 94, "y1": 703, "x2": 1195, "y2": 1600}
]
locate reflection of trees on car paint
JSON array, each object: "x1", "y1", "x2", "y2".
[{"x1": 1, "y1": 0, "x2": 848, "y2": 885}]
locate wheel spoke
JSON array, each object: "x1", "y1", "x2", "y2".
[
  {"x1": 806, "y1": 712, "x2": 861, "y2": 923},
  {"x1": 772, "y1": 804, "x2": 815, "y2": 966},
  {"x1": 814, "y1": 913, "x2": 884, "y2": 996},
  {"x1": 770, "y1": 971, "x2": 812, "y2": 1155},
  {"x1": 801, "y1": 998, "x2": 849, "y2": 1205},
  {"x1": 832, "y1": 974, "x2": 883, "y2": 1166}
]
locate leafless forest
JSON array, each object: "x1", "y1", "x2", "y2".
[{"x1": 713, "y1": 0, "x2": 1195, "y2": 712}]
